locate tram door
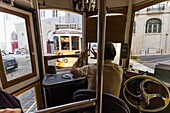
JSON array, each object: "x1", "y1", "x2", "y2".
[{"x1": 0, "y1": 2, "x2": 43, "y2": 112}]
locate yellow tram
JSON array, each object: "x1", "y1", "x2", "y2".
[{"x1": 53, "y1": 29, "x2": 82, "y2": 68}]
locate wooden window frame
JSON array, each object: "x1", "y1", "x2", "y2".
[{"x1": 0, "y1": 7, "x2": 37, "y2": 88}]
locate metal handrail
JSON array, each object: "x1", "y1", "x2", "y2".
[{"x1": 34, "y1": 99, "x2": 96, "y2": 113}]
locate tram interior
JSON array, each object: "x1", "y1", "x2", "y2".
[{"x1": 0, "y1": 0, "x2": 170, "y2": 113}]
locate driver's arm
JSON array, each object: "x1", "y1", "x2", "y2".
[
  {"x1": 70, "y1": 58, "x2": 83, "y2": 77},
  {"x1": 70, "y1": 49, "x2": 89, "y2": 77}
]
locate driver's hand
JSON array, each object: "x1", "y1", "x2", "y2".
[
  {"x1": 90, "y1": 48, "x2": 97, "y2": 59},
  {"x1": 79, "y1": 49, "x2": 89, "y2": 59}
]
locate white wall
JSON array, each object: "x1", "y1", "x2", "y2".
[{"x1": 131, "y1": 1, "x2": 170, "y2": 55}]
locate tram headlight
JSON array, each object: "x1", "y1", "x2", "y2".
[
  {"x1": 63, "y1": 59, "x2": 68, "y2": 63},
  {"x1": 58, "y1": 52, "x2": 63, "y2": 56}
]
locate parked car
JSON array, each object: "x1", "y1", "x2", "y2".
[
  {"x1": 1, "y1": 51, "x2": 18, "y2": 70},
  {"x1": 14, "y1": 48, "x2": 28, "y2": 55}
]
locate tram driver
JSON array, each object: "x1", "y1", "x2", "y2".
[{"x1": 71, "y1": 42, "x2": 123, "y2": 97}]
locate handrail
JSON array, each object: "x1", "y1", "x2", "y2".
[
  {"x1": 34, "y1": 98, "x2": 96, "y2": 113},
  {"x1": 96, "y1": 0, "x2": 107, "y2": 113}
]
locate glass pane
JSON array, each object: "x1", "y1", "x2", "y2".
[
  {"x1": 40, "y1": 10, "x2": 82, "y2": 69},
  {"x1": 40, "y1": 10, "x2": 82, "y2": 55},
  {"x1": 16, "y1": 88, "x2": 37, "y2": 113},
  {"x1": 147, "y1": 24, "x2": 152, "y2": 33},
  {"x1": 72, "y1": 36, "x2": 79, "y2": 50},
  {"x1": 153, "y1": 24, "x2": 158, "y2": 32},
  {"x1": 88, "y1": 42, "x2": 121, "y2": 64},
  {"x1": 158, "y1": 24, "x2": 161, "y2": 33},
  {"x1": 147, "y1": 19, "x2": 161, "y2": 24},
  {"x1": 0, "y1": 12, "x2": 32, "y2": 81},
  {"x1": 54, "y1": 36, "x2": 59, "y2": 50},
  {"x1": 61, "y1": 36, "x2": 70, "y2": 50},
  {"x1": 152, "y1": 5, "x2": 159, "y2": 11},
  {"x1": 147, "y1": 7, "x2": 151, "y2": 12},
  {"x1": 159, "y1": 4, "x2": 165, "y2": 10}
]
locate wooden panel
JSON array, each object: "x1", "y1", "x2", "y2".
[
  {"x1": 86, "y1": 15, "x2": 126, "y2": 43},
  {"x1": 38, "y1": 0, "x2": 167, "y2": 10}
]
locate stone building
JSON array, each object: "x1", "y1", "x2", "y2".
[
  {"x1": 40, "y1": 10, "x2": 82, "y2": 54},
  {"x1": 0, "y1": 10, "x2": 82, "y2": 54},
  {"x1": 131, "y1": 1, "x2": 170, "y2": 55}
]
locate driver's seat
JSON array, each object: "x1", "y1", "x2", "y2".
[{"x1": 73, "y1": 89, "x2": 130, "y2": 113}]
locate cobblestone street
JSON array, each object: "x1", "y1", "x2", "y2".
[{"x1": 6, "y1": 54, "x2": 32, "y2": 81}]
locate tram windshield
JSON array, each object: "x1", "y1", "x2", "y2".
[{"x1": 40, "y1": 10, "x2": 82, "y2": 68}]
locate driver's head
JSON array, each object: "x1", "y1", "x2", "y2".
[{"x1": 104, "y1": 42, "x2": 116, "y2": 60}]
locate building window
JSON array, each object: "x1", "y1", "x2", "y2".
[
  {"x1": 133, "y1": 21, "x2": 136, "y2": 34},
  {"x1": 40, "y1": 10, "x2": 45, "y2": 18},
  {"x1": 52, "y1": 10, "x2": 58, "y2": 18},
  {"x1": 146, "y1": 18, "x2": 162, "y2": 33},
  {"x1": 11, "y1": 32, "x2": 18, "y2": 40},
  {"x1": 147, "y1": 4, "x2": 165, "y2": 12},
  {"x1": 6, "y1": 14, "x2": 11, "y2": 20}
]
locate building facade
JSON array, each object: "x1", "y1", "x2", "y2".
[
  {"x1": 40, "y1": 10, "x2": 82, "y2": 54},
  {"x1": 0, "y1": 12, "x2": 26, "y2": 53},
  {"x1": 0, "y1": 10, "x2": 82, "y2": 54},
  {"x1": 131, "y1": 1, "x2": 170, "y2": 55}
]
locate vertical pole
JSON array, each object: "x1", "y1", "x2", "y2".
[
  {"x1": 82, "y1": 12, "x2": 86, "y2": 50},
  {"x1": 82, "y1": 1, "x2": 87, "y2": 65},
  {"x1": 32, "y1": 0, "x2": 46, "y2": 108},
  {"x1": 122, "y1": 0, "x2": 134, "y2": 69},
  {"x1": 96, "y1": 0, "x2": 107, "y2": 113}
]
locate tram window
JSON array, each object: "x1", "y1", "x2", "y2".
[
  {"x1": 40, "y1": 9, "x2": 82, "y2": 55},
  {"x1": 72, "y1": 36, "x2": 79, "y2": 50},
  {"x1": 130, "y1": 2, "x2": 170, "y2": 80},
  {"x1": 40, "y1": 9, "x2": 82, "y2": 69},
  {"x1": 61, "y1": 36, "x2": 70, "y2": 50},
  {"x1": 54, "y1": 36, "x2": 59, "y2": 50},
  {"x1": 88, "y1": 42, "x2": 121, "y2": 64},
  {"x1": 0, "y1": 12, "x2": 33, "y2": 81},
  {"x1": 16, "y1": 88, "x2": 37, "y2": 112}
]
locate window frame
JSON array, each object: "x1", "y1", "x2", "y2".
[
  {"x1": 52, "y1": 10, "x2": 58, "y2": 18},
  {"x1": 133, "y1": 21, "x2": 136, "y2": 34},
  {"x1": 40, "y1": 10, "x2": 45, "y2": 18},
  {"x1": 71, "y1": 36, "x2": 80, "y2": 50},
  {"x1": 0, "y1": 6, "x2": 37, "y2": 88},
  {"x1": 146, "y1": 18, "x2": 162, "y2": 33},
  {"x1": 147, "y1": 4, "x2": 165, "y2": 12}
]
